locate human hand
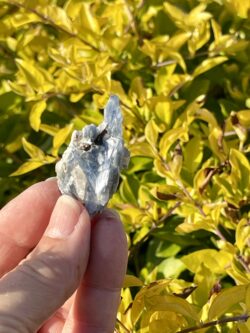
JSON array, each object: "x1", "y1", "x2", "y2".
[{"x1": 0, "y1": 179, "x2": 128, "y2": 332}]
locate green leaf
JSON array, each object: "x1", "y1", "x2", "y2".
[
  {"x1": 119, "y1": 176, "x2": 139, "y2": 206},
  {"x1": 157, "y1": 257, "x2": 186, "y2": 278},
  {"x1": 126, "y1": 156, "x2": 153, "y2": 174},
  {"x1": 29, "y1": 100, "x2": 47, "y2": 131}
]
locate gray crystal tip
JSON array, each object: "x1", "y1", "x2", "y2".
[{"x1": 55, "y1": 95, "x2": 130, "y2": 216}]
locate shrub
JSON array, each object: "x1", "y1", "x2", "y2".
[{"x1": 0, "y1": 0, "x2": 250, "y2": 332}]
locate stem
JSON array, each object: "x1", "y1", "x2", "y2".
[
  {"x1": 178, "y1": 314, "x2": 250, "y2": 333},
  {"x1": 214, "y1": 228, "x2": 227, "y2": 242},
  {"x1": 236, "y1": 254, "x2": 250, "y2": 273},
  {"x1": 116, "y1": 317, "x2": 131, "y2": 333}
]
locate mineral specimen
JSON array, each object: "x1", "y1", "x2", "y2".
[{"x1": 55, "y1": 95, "x2": 130, "y2": 216}]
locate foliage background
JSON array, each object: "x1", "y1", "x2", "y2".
[{"x1": 0, "y1": 0, "x2": 250, "y2": 332}]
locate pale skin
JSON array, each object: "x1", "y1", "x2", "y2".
[{"x1": 0, "y1": 179, "x2": 128, "y2": 332}]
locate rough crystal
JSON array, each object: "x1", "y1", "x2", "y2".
[{"x1": 55, "y1": 95, "x2": 130, "y2": 216}]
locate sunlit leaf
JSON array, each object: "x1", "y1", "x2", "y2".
[
  {"x1": 159, "y1": 126, "x2": 189, "y2": 158},
  {"x1": 52, "y1": 124, "x2": 74, "y2": 156},
  {"x1": 22, "y1": 137, "x2": 45, "y2": 160},
  {"x1": 193, "y1": 57, "x2": 228, "y2": 77},
  {"x1": 208, "y1": 284, "x2": 249, "y2": 320},
  {"x1": 15, "y1": 59, "x2": 45, "y2": 89},
  {"x1": 10, "y1": 161, "x2": 45, "y2": 176},
  {"x1": 145, "y1": 118, "x2": 159, "y2": 148},
  {"x1": 123, "y1": 275, "x2": 144, "y2": 288},
  {"x1": 145, "y1": 294, "x2": 199, "y2": 321},
  {"x1": 29, "y1": 100, "x2": 47, "y2": 131},
  {"x1": 236, "y1": 218, "x2": 250, "y2": 253}
]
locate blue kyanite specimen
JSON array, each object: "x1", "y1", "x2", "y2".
[{"x1": 55, "y1": 95, "x2": 130, "y2": 216}]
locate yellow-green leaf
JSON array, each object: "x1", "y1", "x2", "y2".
[
  {"x1": 237, "y1": 110, "x2": 250, "y2": 126},
  {"x1": 10, "y1": 161, "x2": 45, "y2": 176},
  {"x1": 145, "y1": 294, "x2": 199, "y2": 321},
  {"x1": 16, "y1": 59, "x2": 45, "y2": 89},
  {"x1": 40, "y1": 124, "x2": 59, "y2": 136},
  {"x1": 52, "y1": 124, "x2": 74, "y2": 155},
  {"x1": 159, "y1": 126, "x2": 188, "y2": 158},
  {"x1": 163, "y1": 2, "x2": 187, "y2": 30},
  {"x1": 5, "y1": 136, "x2": 23, "y2": 153},
  {"x1": 183, "y1": 136, "x2": 203, "y2": 173},
  {"x1": 40, "y1": 5, "x2": 74, "y2": 33},
  {"x1": 236, "y1": 218, "x2": 250, "y2": 253},
  {"x1": 225, "y1": 0, "x2": 250, "y2": 18},
  {"x1": 229, "y1": 148, "x2": 250, "y2": 193},
  {"x1": 145, "y1": 118, "x2": 159, "y2": 148},
  {"x1": 195, "y1": 108, "x2": 218, "y2": 128},
  {"x1": 182, "y1": 249, "x2": 233, "y2": 275},
  {"x1": 29, "y1": 100, "x2": 47, "y2": 132},
  {"x1": 123, "y1": 275, "x2": 144, "y2": 288},
  {"x1": 193, "y1": 57, "x2": 228, "y2": 77},
  {"x1": 10, "y1": 12, "x2": 41, "y2": 28},
  {"x1": 22, "y1": 137, "x2": 45, "y2": 160},
  {"x1": 208, "y1": 284, "x2": 249, "y2": 320},
  {"x1": 79, "y1": 3, "x2": 100, "y2": 35}
]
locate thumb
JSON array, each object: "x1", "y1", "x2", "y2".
[{"x1": 0, "y1": 195, "x2": 90, "y2": 332}]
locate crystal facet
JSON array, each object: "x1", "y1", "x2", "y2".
[{"x1": 55, "y1": 95, "x2": 130, "y2": 216}]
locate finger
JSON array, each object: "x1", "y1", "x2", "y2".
[
  {"x1": 0, "y1": 195, "x2": 91, "y2": 333},
  {"x1": 38, "y1": 316, "x2": 64, "y2": 333},
  {"x1": 0, "y1": 180, "x2": 60, "y2": 276},
  {"x1": 62, "y1": 209, "x2": 128, "y2": 333},
  {"x1": 38, "y1": 290, "x2": 76, "y2": 332}
]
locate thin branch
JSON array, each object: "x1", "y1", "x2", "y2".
[
  {"x1": 224, "y1": 128, "x2": 250, "y2": 138},
  {"x1": 116, "y1": 317, "x2": 131, "y2": 333},
  {"x1": 236, "y1": 254, "x2": 250, "y2": 273},
  {"x1": 152, "y1": 59, "x2": 178, "y2": 68},
  {"x1": 177, "y1": 314, "x2": 250, "y2": 333},
  {"x1": 214, "y1": 228, "x2": 227, "y2": 242}
]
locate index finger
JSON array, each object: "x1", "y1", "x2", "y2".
[{"x1": 0, "y1": 179, "x2": 60, "y2": 276}]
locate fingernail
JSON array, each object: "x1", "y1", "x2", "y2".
[
  {"x1": 45, "y1": 195, "x2": 83, "y2": 239},
  {"x1": 45, "y1": 177, "x2": 57, "y2": 182}
]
